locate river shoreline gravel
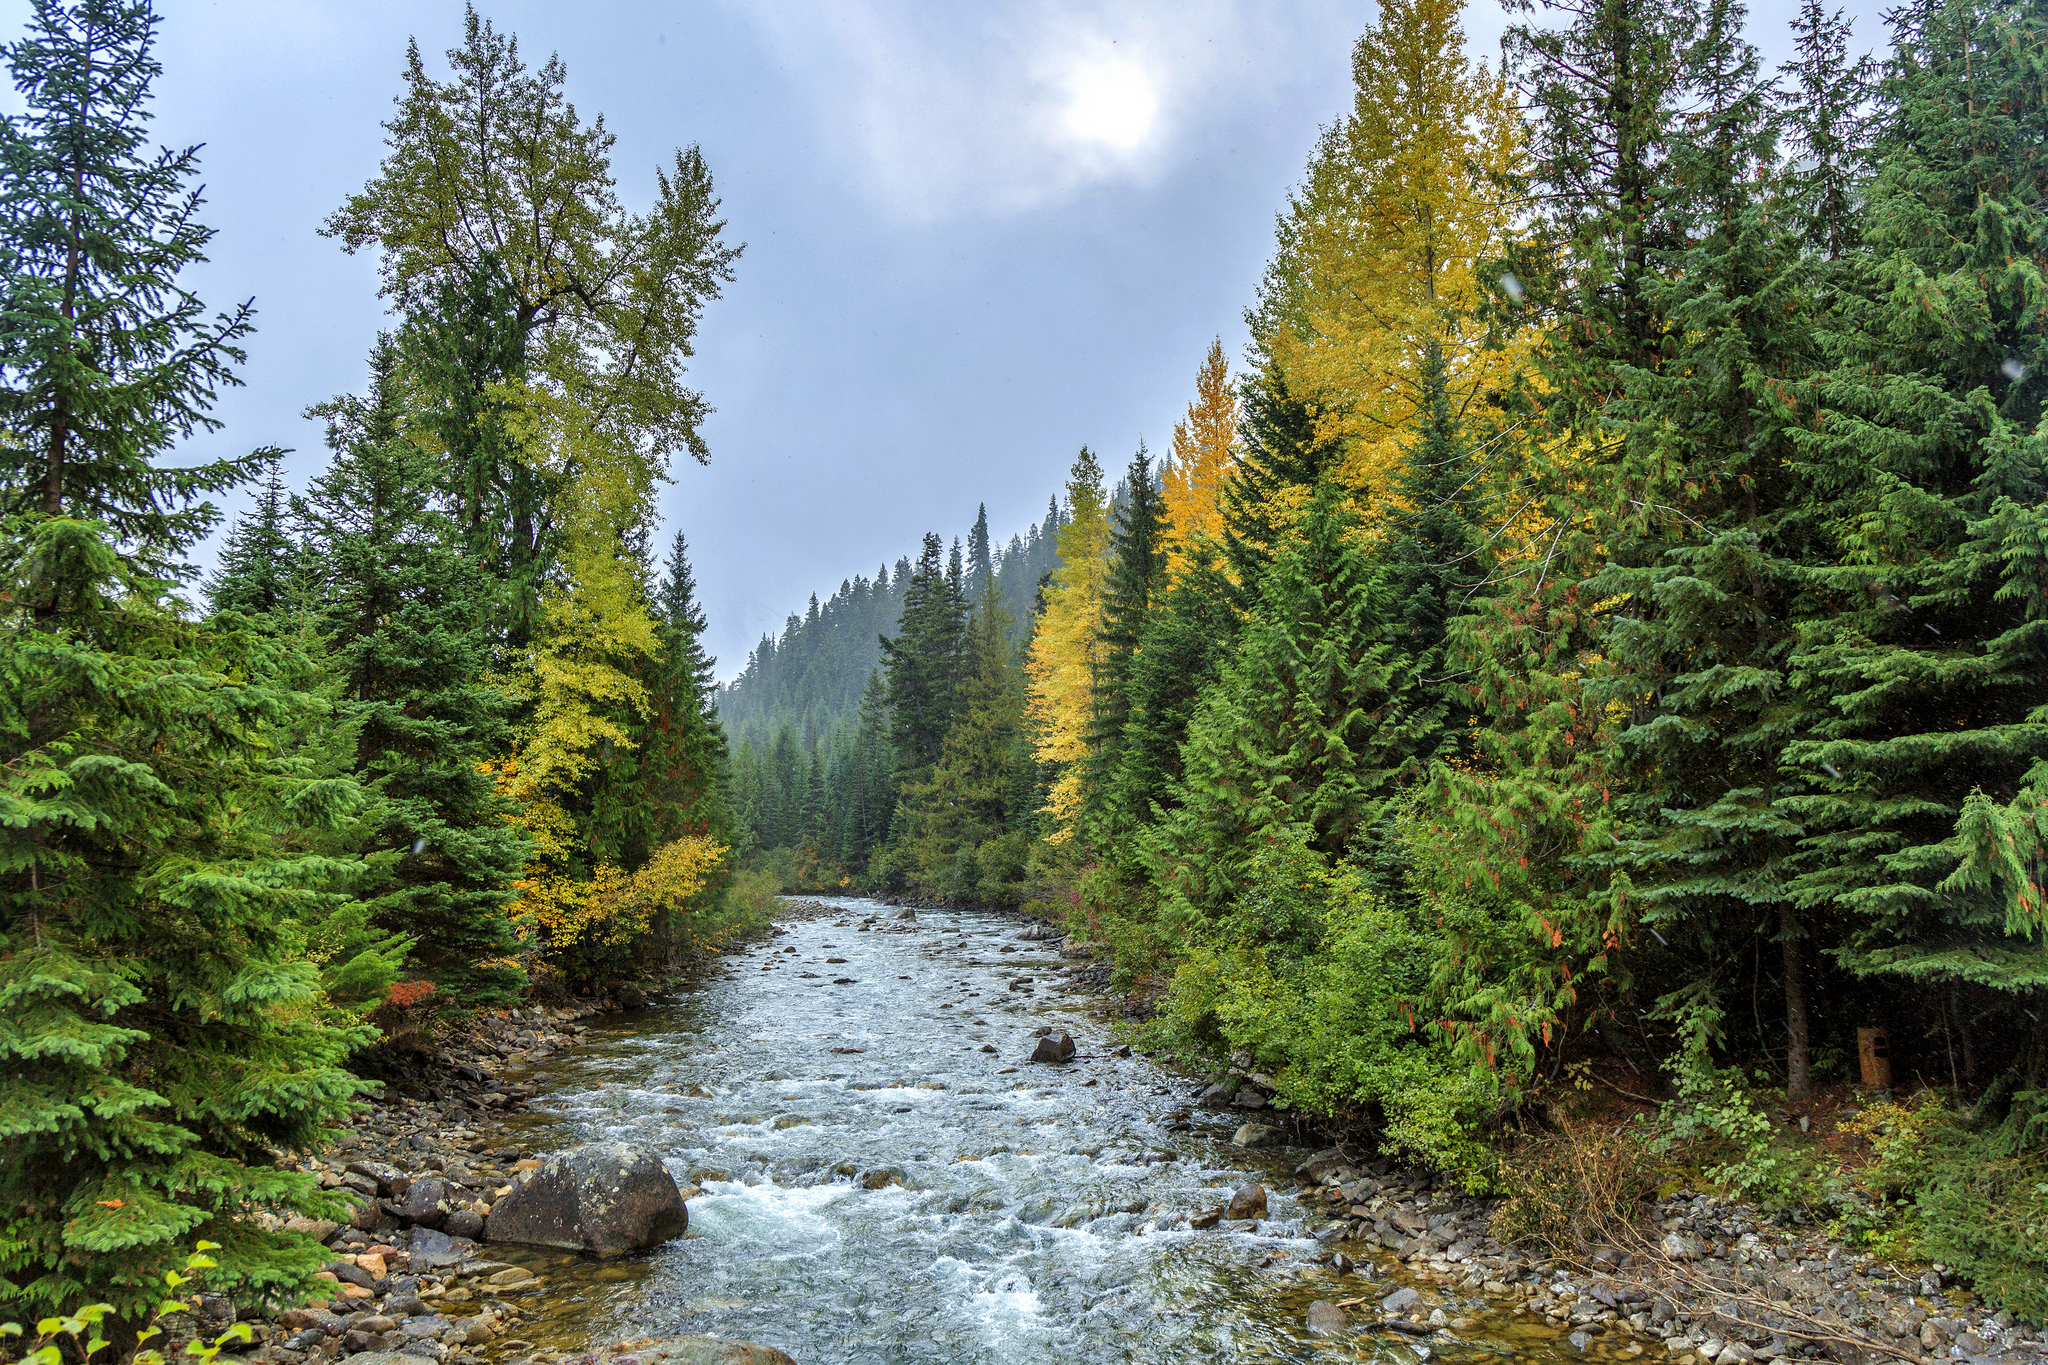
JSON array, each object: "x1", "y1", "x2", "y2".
[{"x1": 198, "y1": 894, "x2": 2045, "y2": 1365}]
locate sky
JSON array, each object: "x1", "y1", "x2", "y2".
[{"x1": 2, "y1": 0, "x2": 1890, "y2": 676}]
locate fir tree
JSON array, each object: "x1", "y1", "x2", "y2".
[
  {"x1": 1087, "y1": 442, "x2": 1167, "y2": 842},
  {"x1": 0, "y1": 0, "x2": 367, "y2": 1319},
  {"x1": 207, "y1": 450, "x2": 298, "y2": 620},
  {"x1": 880, "y1": 532, "x2": 968, "y2": 775},
  {"x1": 298, "y1": 341, "x2": 529, "y2": 1005}
]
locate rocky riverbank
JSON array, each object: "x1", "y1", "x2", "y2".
[{"x1": 1021, "y1": 907, "x2": 2048, "y2": 1365}]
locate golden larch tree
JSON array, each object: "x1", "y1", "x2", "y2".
[
  {"x1": 1025, "y1": 448, "x2": 1111, "y2": 844},
  {"x1": 1269, "y1": 0, "x2": 1526, "y2": 523},
  {"x1": 1162, "y1": 338, "x2": 1239, "y2": 576}
]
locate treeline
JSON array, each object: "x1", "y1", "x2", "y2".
[
  {"x1": 759, "y1": 0, "x2": 2048, "y2": 1314},
  {"x1": 718, "y1": 501, "x2": 1062, "y2": 881},
  {"x1": 1, "y1": 1, "x2": 749, "y2": 1325}
]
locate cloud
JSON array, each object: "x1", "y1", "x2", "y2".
[{"x1": 729, "y1": 0, "x2": 1352, "y2": 223}]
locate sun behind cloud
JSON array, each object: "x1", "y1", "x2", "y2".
[{"x1": 1056, "y1": 51, "x2": 1160, "y2": 153}]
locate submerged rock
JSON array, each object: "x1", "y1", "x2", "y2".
[
  {"x1": 1231, "y1": 1123, "x2": 1283, "y2": 1148},
  {"x1": 1307, "y1": 1301, "x2": 1350, "y2": 1337},
  {"x1": 484, "y1": 1142, "x2": 688, "y2": 1257},
  {"x1": 562, "y1": 1338, "x2": 798, "y2": 1365}
]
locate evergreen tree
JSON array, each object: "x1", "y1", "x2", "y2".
[
  {"x1": 0, "y1": 0, "x2": 366, "y2": 1320},
  {"x1": 967, "y1": 502, "x2": 994, "y2": 592},
  {"x1": 1148, "y1": 483, "x2": 1429, "y2": 916},
  {"x1": 1784, "y1": 0, "x2": 2048, "y2": 1110},
  {"x1": 0, "y1": 0, "x2": 263, "y2": 578},
  {"x1": 299, "y1": 341, "x2": 529, "y2": 1005},
  {"x1": 1087, "y1": 442, "x2": 1167, "y2": 840},
  {"x1": 880, "y1": 532, "x2": 967, "y2": 775},
  {"x1": 207, "y1": 451, "x2": 297, "y2": 619}
]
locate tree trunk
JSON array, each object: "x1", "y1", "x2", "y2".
[{"x1": 1781, "y1": 902, "x2": 1812, "y2": 1102}]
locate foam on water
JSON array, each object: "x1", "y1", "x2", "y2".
[{"x1": 480, "y1": 898, "x2": 1602, "y2": 1364}]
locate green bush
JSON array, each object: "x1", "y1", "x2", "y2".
[{"x1": 1156, "y1": 829, "x2": 1499, "y2": 1188}]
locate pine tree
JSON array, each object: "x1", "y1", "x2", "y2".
[
  {"x1": 1780, "y1": 0, "x2": 1873, "y2": 259},
  {"x1": 207, "y1": 451, "x2": 298, "y2": 620},
  {"x1": 0, "y1": 0, "x2": 367, "y2": 1320}
]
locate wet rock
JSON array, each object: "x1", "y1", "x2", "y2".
[
  {"x1": 858, "y1": 1167, "x2": 903, "y2": 1190},
  {"x1": 1029, "y1": 1031, "x2": 1076, "y2": 1064},
  {"x1": 980, "y1": 1044, "x2": 998, "y2": 1053},
  {"x1": 1294, "y1": 1148, "x2": 1356, "y2": 1184},
  {"x1": 1188, "y1": 1206, "x2": 1225, "y2": 1230},
  {"x1": 1231, "y1": 1123, "x2": 1284, "y2": 1148},
  {"x1": 484, "y1": 1142, "x2": 688, "y2": 1257},
  {"x1": 1226, "y1": 1182, "x2": 1267, "y2": 1220},
  {"x1": 406, "y1": 1226, "x2": 467, "y2": 1269},
  {"x1": 1382, "y1": 1287, "x2": 1422, "y2": 1315},
  {"x1": 1232, "y1": 1088, "x2": 1268, "y2": 1110},
  {"x1": 384, "y1": 1293, "x2": 428, "y2": 1318},
  {"x1": 1199, "y1": 1080, "x2": 1239, "y2": 1108},
  {"x1": 1307, "y1": 1301, "x2": 1351, "y2": 1337},
  {"x1": 443, "y1": 1207, "x2": 485, "y2": 1240},
  {"x1": 1571, "y1": 1332, "x2": 1593, "y2": 1351},
  {"x1": 894, "y1": 908, "x2": 915, "y2": 920},
  {"x1": 560, "y1": 1336, "x2": 798, "y2": 1365},
  {"x1": 400, "y1": 1176, "x2": 464, "y2": 1228}
]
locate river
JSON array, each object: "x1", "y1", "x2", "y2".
[{"x1": 478, "y1": 897, "x2": 1600, "y2": 1364}]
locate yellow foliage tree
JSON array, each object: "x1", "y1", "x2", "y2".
[
  {"x1": 1268, "y1": 0, "x2": 1526, "y2": 522},
  {"x1": 1162, "y1": 338, "x2": 1239, "y2": 576},
  {"x1": 1026, "y1": 448, "x2": 1111, "y2": 844},
  {"x1": 486, "y1": 379, "x2": 716, "y2": 977}
]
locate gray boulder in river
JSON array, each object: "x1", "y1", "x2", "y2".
[{"x1": 484, "y1": 1142, "x2": 688, "y2": 1256}]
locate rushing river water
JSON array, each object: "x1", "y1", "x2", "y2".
[{"x1": 480, "y1": 898, "x2": 1603, "y2": 1364}]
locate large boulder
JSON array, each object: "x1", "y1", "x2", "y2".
[
  {"x1": 484, "y1": 1143, "x2": 688, "y2": 1257},
  {"x1": 1029, "y1": 1031, "x2": 1075, "y2": 1064},
  {"x1": 563, "y1": 1337, "x2": 796, "y2": 1365}
]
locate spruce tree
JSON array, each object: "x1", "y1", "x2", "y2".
[
  {"x1": 298, "y1": 342, "x2": 531, "y2": 1005},
  {"x1": 1148, "y1": 483, "x2": 1429, "y2": 917},
  {"x1": 880, "y1": 532, "x2": 967, "y2": 775},
  {"x1": 0, "y1": 0, "x2": 368, "y2": 1320},
  {"x1": 206, "y1": 450, "x2": 298, "y2": 620},
  {"x1": 0, "y1": 0, "x2": 262, "y2": 577},
  {"x1": 1583, "y1": 0, "x2": 1835, "y2": 1098},
  {"x1": 1785, "y1": 0, "x2": 2048, "y2": 1106},
  {"x1": 1087, "y1": 443, "x2": 1168, "y2": 843}
]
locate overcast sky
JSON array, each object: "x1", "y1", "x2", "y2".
[{"x1": 3, "y1": 0, "x2": 1889, "y2": 675}]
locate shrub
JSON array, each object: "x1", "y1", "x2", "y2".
[
  {"x1": 1156, "y1": 828, "x2": 1500, "y2": 1188},
  {"x1": 1492, "y1": 1120, "x2": 1660, "y2": 1259}
]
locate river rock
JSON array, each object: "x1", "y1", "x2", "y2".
[
  {"x1": 406, "y1": 1226, "x2": 468, "y2": 1268},
  {"x1": 564, "y1": 1336, "x2": 798, "y2": 1365},
  {"x1": 1029, "y1": 1031, "x2": 1076, "y2": 1064},
  {"x1": 1226, "y1": 1182, "x2": 1267, "y2": 1220},
  {"x1": 1382, "y1": 1286, "x2": 1422, "y2": 1314},
  {"x1": 1307, "y1": 1301, "x2": 1350, "y2": 1337},
  {"x1": 1189, "y1": 1206, "x2": 1225, "y2": 1230},
  {"x1": 443, "y1": 1206, "x2": 486, "y2": 1240},
  {"x1": 484, "y1": 1142, "x2": 688, "y2": 1257},
  {"x1": 400, "y1": 1176, "x2": 463, "y2": 1228},
  {"x1": 1231, "y1": 1123, "x2": 1283, "y2": 1148}
]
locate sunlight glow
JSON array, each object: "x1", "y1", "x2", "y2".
[{"x1": 1056, "y1": 54, "x2": 1160, "y2": 153}]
